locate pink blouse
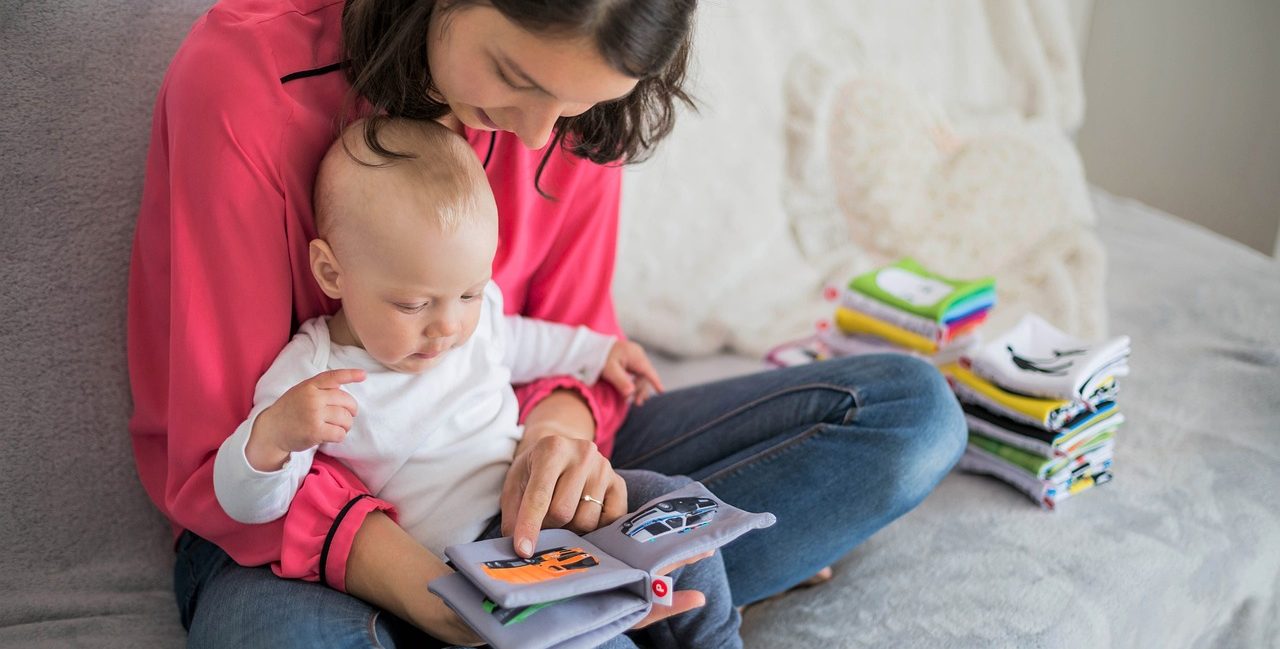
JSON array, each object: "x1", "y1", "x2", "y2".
[{"x1": 128, "y1": 0, "x2": 628, "y2": 593}]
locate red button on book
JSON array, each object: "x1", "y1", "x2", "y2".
[{"x1": 652, "y1": 580, "x2": 668, "y2": 598}]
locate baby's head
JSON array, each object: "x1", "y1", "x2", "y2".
[{"x1": 310, "y1": 118, "x2": 498, "y2": 374}]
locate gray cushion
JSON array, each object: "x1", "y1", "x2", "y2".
[{"x1": 1, "y1": 1, "x2": 210, "y2": 646}]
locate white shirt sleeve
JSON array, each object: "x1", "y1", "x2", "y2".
[
  {"x1": 212, "y1": 324, "x2": 326, "y2": 525},
  {"x1": 485, "y1": 284, "x2": 616, "y2": 385}
]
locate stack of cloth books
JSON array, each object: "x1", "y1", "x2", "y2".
[
  {"x1": 941, "y1": 313, "x2": 1131, "y2": 510},
  {"x1": 766, "y1": 258, "x2": 997, "y2": 368}
]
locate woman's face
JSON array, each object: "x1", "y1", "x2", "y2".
[{"x1": 427, "y1": 4, "x2": 640, "y2": 150}]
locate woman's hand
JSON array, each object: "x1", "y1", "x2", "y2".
[
  {"x1": 629, "y1": 551, "x2": 715, "y2": 630},
  {"x1": 502, "y1": 391, "x2": 711, "y2": 629},
  {"x1": 500, "y1": 432, "x2": 628, "y2": 557},
  {"x1": 501, "y1": 390, "x2": 627, "y2": 557}
]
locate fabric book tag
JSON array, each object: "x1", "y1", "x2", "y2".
[{"x1": 648, "y1": 575, "x2": 673, "y2": 606}]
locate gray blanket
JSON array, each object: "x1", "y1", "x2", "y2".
[{"x1": 730, "y1": 190, "x2": 1280, "y2": 648}]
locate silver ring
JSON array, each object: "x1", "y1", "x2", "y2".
[{"x1": 581, "y1": 494, "x2": 604, "y2": 507}]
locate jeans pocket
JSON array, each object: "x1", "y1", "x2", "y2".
[
  {"x1": 173, "y1": 531, "x2": 214, "y2": 631},
  {"x1": 173, "y1": 540, "x2": 194, "y2": 629}
]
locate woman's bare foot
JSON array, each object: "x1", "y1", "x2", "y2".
[
  {"x1": 736, "y1": 566, "x2": 835, "y2": 614},
  {"x1": 797, "y1": 566, "x2": 834, "y2": 588}
]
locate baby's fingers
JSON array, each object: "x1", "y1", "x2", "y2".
[
  {"x1": 310, "y1": 368, "x2": 366, "y2": 390},
  {"x1": 319, "y1": 422, "x2": 350, "y2": 445},
  {"x1": 323, "y1": 405, "x2": 354, "y2": 434},
  {"x1": 327, "y1": 387, "x2": 360, "y2": 419},
  {"x1": 600, "y1": 361, "x2": 636, "y2": 398},
  {"x1": 626, "y1": 351, "x2": 664, "y2": 395},
  {"x1": 633, "y1": 377, "x2": 654, "y2": 406}
]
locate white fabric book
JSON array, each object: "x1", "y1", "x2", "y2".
[{"x1": 969, "y1": 313, "x2": 1130, "y2": 401}]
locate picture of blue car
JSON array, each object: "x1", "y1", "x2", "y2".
[{"x1": 619, "y1": 497, "x2": 719, "y2": 543}]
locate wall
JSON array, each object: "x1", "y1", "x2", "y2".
[{"x1": 1076, "y1": 0, "x2": 1280, "y2": 257}]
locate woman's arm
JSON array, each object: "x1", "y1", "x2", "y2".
[
  {"x1": 128, "y1": 11, "x2": 395, "y2": 594},
  {"x1": 346, "y1": 511, "x2": 482, "y2": 646}
]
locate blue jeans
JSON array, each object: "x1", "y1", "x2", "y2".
[
  {"x1": 177, "y1": 471, "x2": 738, "y2": 648},
  {"x1": 175, "y1": 354, "x2": 965, "y2": 647},
  {"x1": 611, "y1": 354, "x2": 967, "y2": 606}
]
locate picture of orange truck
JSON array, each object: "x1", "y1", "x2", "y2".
[{"x1": 481, "y1": 546, "x2": 600, "y2": 584}]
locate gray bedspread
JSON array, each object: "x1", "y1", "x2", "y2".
[{"x1": 719, "y1": 189, "x2": 1280, "y2": 648}]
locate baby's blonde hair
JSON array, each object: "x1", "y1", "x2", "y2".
[{"x1": 313, "y1": 118, "x2": 491, "y2": 244}]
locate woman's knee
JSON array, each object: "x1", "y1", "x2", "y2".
[
  {"x1": 884, "y1": 358, "x2": 966, "y2": 505},
  {"x1": 615, "y1": 469, "x2": 694, "y2": 511},
  {"x1": 835, "y1": 354, "x2": 967, "y2": 504}
]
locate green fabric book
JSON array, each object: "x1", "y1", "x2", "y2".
[
  {"x1": 849, "y1": 258, "x2": 995, "y2": 322},
  {"x1": 970, "y1": 429, "x2": 1116, "y2": 479}
]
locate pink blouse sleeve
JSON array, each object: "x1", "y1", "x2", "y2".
[
  {"x1": 127, "y1": 13, "x2": 393, "y2": 592},
  {"x1": 512, "y1": 158, "x2": 630, "y2": 457}
]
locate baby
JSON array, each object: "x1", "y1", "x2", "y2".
[{"x1": 212, "y1": 119, "x2": 741, "y2": 646}]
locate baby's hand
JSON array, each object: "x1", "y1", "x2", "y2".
[
  {"x1": 600, "y1": 340, "x2": 665, "y2": 406},
  {"x1": 250, "y1": 369, "x2": 366, "y2": 464}
]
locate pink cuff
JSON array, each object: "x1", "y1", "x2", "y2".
[
  {"x1": 515, "y1": 376, "x2": 629, "y2": 458},
  {"x1": 272, "y1": 461, "x2": 397, "y2": 593}
]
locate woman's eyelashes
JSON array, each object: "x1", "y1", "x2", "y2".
[{"x1": 494, "y1": 61, "x2": 534, "y2": 91}]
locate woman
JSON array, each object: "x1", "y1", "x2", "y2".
[{"x1": 127, "y1": 0, "x2": 967, "y2": 646}]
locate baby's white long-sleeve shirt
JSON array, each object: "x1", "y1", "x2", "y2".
[{"x1": 213, "y1": 282, "x2": 616, "y2": 557}]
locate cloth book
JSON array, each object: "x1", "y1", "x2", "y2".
[
  {"x1": 763, "y1": 330, "x2": 979, "y2": 370},
  {"x1": 848, "y1": 258, "x2": 995, "y2": 323},
  {"x1": 968, "y1": 429, "x2": 1115, "y2": 481},
  {"x1": 428, "y1": 482, "x2": 775, "y2": 649},
  {"x1": 968, "y1": 313, "x2": 1130, "y2": 401},
  {"x1": 963, "y1": 401, "x2": 1124, "y2": 458},
  {"x1": 942, "y1": 362, "x2": 1113, "y2": 431},
  {"x1": 836, "y1": 288, "x2": 989, "y2": 344},
  {"x1": 958, "y1": 443, "x2": 1113, "y2": 510},
  {"x1": 834, "y1": 306, "x2": 939, "y2": 354}
]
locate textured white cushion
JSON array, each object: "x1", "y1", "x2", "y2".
[{"x1": 616, "y1": 0, "x2": 1094, "y2": 357}]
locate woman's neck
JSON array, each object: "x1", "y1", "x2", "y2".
[{"x1": 435, "y1": 113, "x2": 465, "y2": 136}]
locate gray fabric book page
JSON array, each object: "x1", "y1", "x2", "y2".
[
  {"x1": 584, "y1": 481, "x2": 777, "y2": 575},
  {"x1": 445, "y1": 528, "x2": 649, "y2": 608},
  {"x1": 430, "y1": 571, "x2": 649, "y2": 649}
]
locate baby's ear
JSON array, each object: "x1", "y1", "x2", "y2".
[{"x1": 308, "y1": 238, "x2": 343, "y2": 299}]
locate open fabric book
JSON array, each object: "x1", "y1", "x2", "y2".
[{"x1": 429, "y1": 482, "x2": 776, "y2": 649}]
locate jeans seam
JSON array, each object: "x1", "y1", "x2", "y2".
[
  {"x1": 701, "y1": 422, "x2": 828, "y2": 486},
  {"x1": 615, "y1": 382, "x2": 858, "y2": 470},
  {"x1": 185, "y1": 552, "x2": 198, "y2": 609},
  {"x1": 366, "y1": 609, "x2": 385, "y2": 649},
  {"x1": 178, "y1": 548, "x2": 198, "y2": 629}
]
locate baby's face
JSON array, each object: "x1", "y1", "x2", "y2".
[{"x1": 336, "y1": 214, "x2": 498, "y2": 374}]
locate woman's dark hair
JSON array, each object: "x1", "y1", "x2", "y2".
[{"x1": 340, "y1": 0, "x2": 696, "y2": 197}]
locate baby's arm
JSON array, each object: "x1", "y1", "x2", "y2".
[
  {"x1": 501, "y1": 314, "x2": 617, "y2": 386},
  {"x1": 213, "y1": 335, "x2": 364, "y2": 524},
  {"x1": 502, "y1": 315, "x2": 665, "y2": 405}
]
